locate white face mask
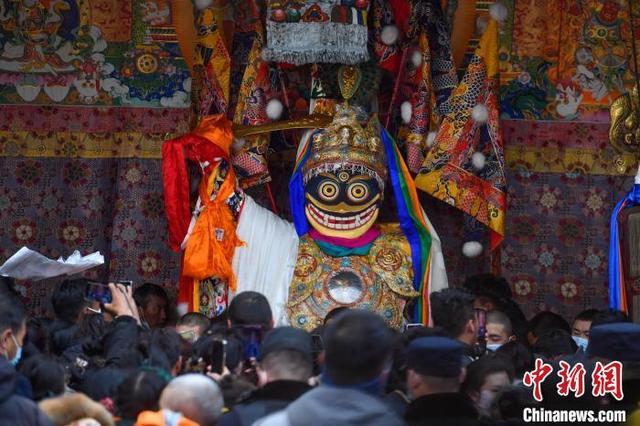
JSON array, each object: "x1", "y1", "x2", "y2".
[
  {"x1": 572, "y1": 335, "x2": 588, "y2": 352},
  {"x1": 5, "y1": 335, "x2": 22, "y2": 367},
  {"x1": 476, "y1": 389, "x2": 495, "y2": 418},
  {"x1": 486, "y1": 343, "x2": 503, "y2": 352}
]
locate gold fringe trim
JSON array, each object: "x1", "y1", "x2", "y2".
[
  {"x1": 0, "y1": 131, "x2": 180, "y2": 159},
  {"x1": 504, "y1": 146, "x2": 639, "y2": 176}
]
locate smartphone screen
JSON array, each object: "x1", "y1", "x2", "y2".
[
  {"x1": 209, "y1": 339, "x2": 227, "y2": 374},
  {"x1": 239, "y1": 325, "x2": 263, "y2": 360},
  {"x1": 85, "y1": 282, "x2": 112, "y2": 304},
  {"x1": 475, "y1": 308, "x2": 487, "y2": 339}
]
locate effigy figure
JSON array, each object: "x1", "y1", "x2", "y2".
[
  {"x1": 163, "y1": 102, "x2": 448, "y2": 330},
  {"x1": 163, "y1": 1, "x2": 452, "y2": 330},
  {"x1": 285, "y1": 102, "x2": 447, "y2": 330}
]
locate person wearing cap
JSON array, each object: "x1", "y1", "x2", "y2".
[
  {"x1": 404, "y1": 336, "x2": 482, "y2": 426},
  {"x1": 255, "y1": 310, "x2": 403, "y2": 426},
  {"x1": 587, "y1": 322, "x2": 640, "y2": 416},
  {"x1": 588, "y1": 322, "x2": 640, "y2": 363},
  {"x1": 219, "y1": 327, "x2": 313, "y2": 426}
]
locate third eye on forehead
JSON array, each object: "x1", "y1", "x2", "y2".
[{"x1": 318, "y1": 172, "x2": 374, "y2": 184}]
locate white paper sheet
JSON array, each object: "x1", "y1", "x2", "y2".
[{"x1": 0, "y1": 247, "x2": 104, "y2": 281}]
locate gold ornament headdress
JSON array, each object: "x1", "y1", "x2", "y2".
[{"x1": 302, "y1": 103, "x2": 387, "y2": 189}]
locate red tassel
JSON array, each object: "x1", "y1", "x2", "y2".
[{"x1": 162, "y1": 140, "x2": 191, "y2": 252}]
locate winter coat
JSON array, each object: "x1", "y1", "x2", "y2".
[
  {"x1": 253, "y1": 385, "x2": 403, "y2": 426},
  {"x1": 404, "y1": 392, "x2": 483, "y2": 426},
  {"x1": 219, "y1": 380, "x2": 311, "y2": 426},
  {"x1": 0, "y1": 356, "x2": 52, "y2": 426}
]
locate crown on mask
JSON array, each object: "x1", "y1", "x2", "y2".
[{"x1": 302, "y1": 103, "x2": 386, "y2": 189}]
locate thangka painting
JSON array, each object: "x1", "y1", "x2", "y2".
[
  {"x1": 0, "y1": 0, "x2": 190, "y2": 107},
  {"x1": 499, "y1": 0, "x2": 640, "y2": 122}
]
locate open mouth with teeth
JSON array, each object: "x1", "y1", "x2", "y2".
[{"x1": 306, "y1": 202, "x2": 378, "y2": 234}]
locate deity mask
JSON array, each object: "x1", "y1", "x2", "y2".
[
  {"x1": 301, "y1": 105, "x2": 386, "y2": 239},
  {"x1": 305, "y1": 170, "x2": 381, "y2": 238}
]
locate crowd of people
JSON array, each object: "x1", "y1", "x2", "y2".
[{"x1": 0, "y1": 273, "x2": 638, "y2": 425}]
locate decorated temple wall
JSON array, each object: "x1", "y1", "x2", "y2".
[
  {"x1": 1, "y1": 0, "x2": 639, "y2": 320},
  {"x1": 0, "y1": 0, "x2": 189, "y2": 313},
  {"x1": 493, "y1": 0, "x2": 640, "y2": 319}
]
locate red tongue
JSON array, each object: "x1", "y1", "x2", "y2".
[{"x1": 327, "y1": 216, "x2": 355, "y2": 225}]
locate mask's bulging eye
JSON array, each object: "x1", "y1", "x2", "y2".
[
  {"x1": 348, "y1": 182, "x2": 369, "y2": 202},
  {"x1": 319, "y1": 180, "x2": 339, "y2": 201}
]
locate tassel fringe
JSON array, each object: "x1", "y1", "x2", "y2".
[{"x1": 263, "y1": 22, "x2": 369, "y2": 65}]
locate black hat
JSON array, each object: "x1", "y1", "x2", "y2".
[
  {"x1": 587, "y1": 322, "x2": 640, "y2": 362},
  {"x1": 406, "y1": 336, "x2": 465, "y2": 377},
  {"x1": 463, "y1": 273, "x2": 512, "y2": 301},
  {"x1": 260, "y1": 326, "x2": 313, "y2": 361}
]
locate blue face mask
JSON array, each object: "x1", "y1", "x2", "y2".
[
  {"x1": 572, "y1": 335, "x2": 588, "y2": 352},
  {"x1": 7, "y1": 335, "x2": 22, "y2": 367},
  {"x1": 486, "y1": 343, "x2": 503, "y2": 352}
]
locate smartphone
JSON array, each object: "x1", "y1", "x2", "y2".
[
  {"x1": 84, "y1": 280, "x2": 132, "y2": 304},
  {"x1": 472, "y1": 308, "x2": 487, "y2": 357},
  {"x1": 208, "y1": 339, "x2": 227, "y2": 374},
  {"x1": 475, "y1": 308, "x2": 487, "y2": 340},
  {"x1": 85, "y1": 282, "x2": 112, "y2": 304},
  {"x1": 238, "y1": 325, "x2": 264, "y2": 360}
]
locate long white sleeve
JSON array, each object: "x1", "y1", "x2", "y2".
[
  {"x1": 421, "y1": 207, "x2": 449, "y2": 323},
  {"x1": 231, "y1": 195, "x2": 299, "y2": 325}
]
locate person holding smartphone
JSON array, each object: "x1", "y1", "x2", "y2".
[
  {"x1": 49, "y1": 279, "x2": 102, "y2": 356},
  {"x1": 219, "y1": 327, "x2": 314, "y2": 426},
  {"x1": 104, "y1": 282, "x2": 142, "y2": 325}
]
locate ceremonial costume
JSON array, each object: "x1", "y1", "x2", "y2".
[
  {"x1": 163, "y1": 102, "x2": 448, "y2": 328},
  {"x1": 289, "y1": 224, "x2": 417, "y2": 330},
  {"x1": 287, "y1": 100, "x2": 447, "y2": 330},
  {"x1": 163, "y1": 2, "x2": 452, "y2": 328}
]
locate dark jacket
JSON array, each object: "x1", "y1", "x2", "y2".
[
  {"x1": 0, "y1": 357, "x2": 52, "y2": 426},
  {"x1": 63, "y1": 315, "x2": 140, "y2": 386},
  {"x1": 405, "y1": 392, "x2": 482, "y2": 426},
  {"x1": 101, "y1": 315, "x2": 140, "y2": 367},
  {"x1": 49, "y1": 319, "x2": 81, "y2": 356},
  {"x1": 219, "y1": 380, "x2": 311, "y2": 426},
  {"x1": 255, "y1": 385, "x2": 404, "y2": 426},
  {"x1": 463, "y1": 342, "x2": 480, "y2": 366}
]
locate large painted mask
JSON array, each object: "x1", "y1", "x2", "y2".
[{"x1": 302, "y1": 105, "x2": 386, "y2": 239}]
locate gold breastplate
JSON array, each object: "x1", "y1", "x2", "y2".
[{"x1": 287, "y1": 224, "x2": 418, "y2": 331}]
